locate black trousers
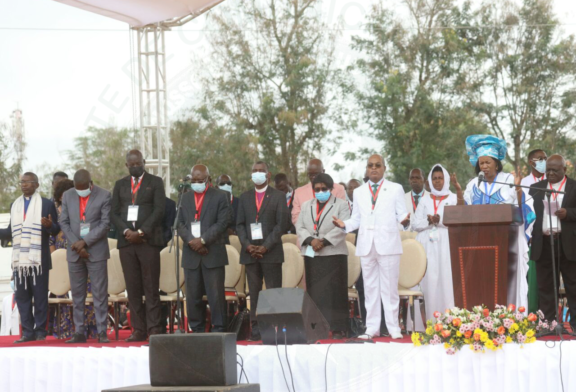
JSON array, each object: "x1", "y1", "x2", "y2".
[
  {"x1": 14, "y1": 269, "x2": 49, "y2": 338},
  {"x1": 245, "y1": 262, "x2": 282, "y2": 331},
  {"x1": 184, "y1": 264, "x2": 226, "y2": 332},
  {"x1": 536, "y1": 236, "x2": 576, "y2": 327},
  {"x1": 305, "y1": 255, "x2": 348, "y2": 332},
  {"x1": 119, "y1": 242, "x2": 162, "y2": 334}
]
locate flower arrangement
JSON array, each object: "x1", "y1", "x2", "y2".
[{"x1": 411, "y1": 304, "x2": 556, "y2": 355}]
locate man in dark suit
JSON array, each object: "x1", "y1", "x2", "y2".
[
  {"x1": 164, "y1": 197, "x2": 177, "y2": 246},
  {"x1": 529, "y1": 154, "x2": 576, "y2": 333},
  {"x1": 178, "y1": 165, "x2": 231, "y2": 332},
  {"x1": 236, "y1": 161, "x2": 288, "y2": 340},
  {"x1": 0, "y1": 172, "x2": 60, "y2": 343},
  {"x1": 274, "y1": 173, "x2": 296, "y2": 234},
  {"x1": 111, "y1": 149, "x2": 166, "y2": 341},
  {"x1": 216, "y1": 174, "x2": 239, "y2": 235}
]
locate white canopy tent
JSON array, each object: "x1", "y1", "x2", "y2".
[{"x1": 53, "y1": 0, "x2": 226, "y2": 192}]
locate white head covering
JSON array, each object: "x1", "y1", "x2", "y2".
[{"x1": 428, "y1": 164, "x2": 451, "y2": 197}]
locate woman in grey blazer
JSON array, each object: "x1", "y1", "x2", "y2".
[{"x1": 296, "y1": 173, "x2": 350, "y2": 338}]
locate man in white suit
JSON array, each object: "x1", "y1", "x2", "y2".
[
  {"x1": 404, "y1": 168, "x2": 427, "y2": 231},
  {"x1": 333, "y1": 154, "x2": 409, "y2": 339}
]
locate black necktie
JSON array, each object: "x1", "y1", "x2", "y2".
[{"x1": 414, "y1": 194, "x2": 420, "y2": 207}]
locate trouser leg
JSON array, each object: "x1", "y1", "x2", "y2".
[
  {"x1": 378, "y1": 254, "x2": 401, "y2": 334},
  {"x1": 86, "y1": 259, "x2": 109, "y2": 334},
  {"x1": 360, "y1": 245, "x2": 381, "y2": 336},
  {"x1": 184, "y1": 266, "x2": 206, "y2": 332},
  {"x1": 68, "y1": 259, "x2": 89, "y2": 334},
  {"x1": 202, "y1": 264, "x2": 227, "y2": 332}
]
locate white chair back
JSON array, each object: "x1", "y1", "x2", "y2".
[
  {"x1": 107, "y1": 248, "x2": 126, "y2": 295},
  {"x1": 107, "y1": 237, "x2": 117, "y2": 250},
  {"x1": 224, "y1": 245, "x2": 242, "y2": 289},
  {"x1": 345, "y1": 232, "x2": 357, "y2": 245},
  {"x1": 399, "y1": 239, "x2": 427, "y2": 288},
  {"x1": 281, "y1": 234, "x2": 298, "y2": 246},
  {"x1": 229, "y1": 235, "x2": 242, "y2": 255},
  {"x1": 400, "y1": 231, "x2": 417, "y2": 241},
  {"x1": 49, "y1": 249, "x2": 71, "y2": 296},
  {"x1": 159, "y1": 246, "x2": 185, "y2": 293},
  {"x1": 282, "y1": 243, "x2": 304, "y2": 288},
  {"x1": 346, "y1": 242, "x2": 361, "y2": 288}
]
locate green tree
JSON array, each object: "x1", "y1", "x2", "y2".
[
  {"x1": 66, "y1": 127, "x2": 138, "y2": 192},
  {"x1": 350, "y1": 0, "x2": 488, "y2": 187},
  {"x1": 0, "y1": 122, "x2": 22, "y2": 212},
  {"x1": 190, "y1": 0, "x2": 346, "y2": 186},
  {"x1": 471, "y1": 0, "x2": 576, "y2": 174}
]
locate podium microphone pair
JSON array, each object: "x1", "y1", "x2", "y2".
[{"x1": 477, "y1": 171, "x2": 485, "y2": 187}]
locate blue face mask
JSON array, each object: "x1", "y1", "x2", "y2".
[
  {"x1": 315, "y1": 191, "x2": 331, "y2": 203},
  {"x1": 191, "y1": 182, "x2": 207, "y2": 193},
  {"x1": 252, "y1": 172, "x2": 267, "y2": 186},
  {"x1": 76, "y1": 187, "x2": 92, "y2": 198},
  {"x1": 10, "y1": 280, "x2": 14, "y2": 291},
  {"x1": 534, "y1": 160, "x2": 546, "y2": 175},
  {"x1": 218, "y1": 184, "x2": 232, "y2": 194}
]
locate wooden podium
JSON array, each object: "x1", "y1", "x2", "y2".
[{"x1": 443, "y1": 204, "x2": 523, "y2": 310}]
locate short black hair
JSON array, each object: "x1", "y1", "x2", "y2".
[
  {"x1": 527, "y1": 149, "x2": 545, "y2": 160},
  {"x1": 22, "y1": 172, "x2": 38, "y2": 183},
  {"x1": 432, "y1": 166, "x2": 443, "y2": 174},
  {"x1": 312, "y1": 173, "x2": 334, "y2": 189},
  {"x1": 54, "y1": 179, "x2": 74, "y2": 203},
  {"x1": 274, "y1": 173, "x2": 289, "y2": 183},
  {"x1": 474, "y1": 158, "x2": 503, "y2": 175},
  {"x1": 254, "y1": 160, "x2": 269, "y2": 171},
  {"x1": 52, "y1": 171, "x2": 68, "y2": 180}
]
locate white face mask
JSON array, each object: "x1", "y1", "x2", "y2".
[
  {"x1": 218, "y1": 184, "x2": 232, "y2": 194},
  {"x1": 191, "y1": 182, "x2": 207, "y2": 194},
  {"x1": 252, "y1": 172, "x2": 267, "y2": 186},
  {"x1": 534, "y1": 160, "x2": 546, "y2": 175},
  {"x1": 76, "y1": 187, "x2": 92, "y2": 198}
]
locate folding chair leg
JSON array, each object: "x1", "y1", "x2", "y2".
[
  {"x1": 419, "y1": 297, "x2": 427, "y2": 328},
  {"x1": 410, "y1": 296, "x2": 416, "y2": 333},
  {"x1": 400, "y1": 298, "x2": 408, "y2": 333},
  {"x1": 169, "y1": 302, "x2": 174, "y2": 334},
  {"x1": 57, "y1": 304, "x2": 61, "y2": 339},
  {"x1": 114, "y1": 303, "x2": 119, "y2": 341}
]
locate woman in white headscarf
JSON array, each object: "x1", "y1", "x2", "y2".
[{"x1": 412, "y1": 164, "x2": 457, "y2": 322}]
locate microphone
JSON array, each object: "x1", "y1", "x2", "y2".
[
  {"x1": 477, "y1": 172, "x2": 485, "y2": 187},
  {"x1": 180, "y1": 175, "x2": 192, "y2": 182}
]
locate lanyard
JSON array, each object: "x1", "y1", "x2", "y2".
[
  {"x1": 533, "y1": 173, "x2": 545, "y2": 183},
  {"x1": 311, "y1": 199, "x2": 332, "y2": 234},
  {"x1": 79, "y1": 195, "x2": 90, "y2": 222},
  {"x1": 549, "y1": 176, "x2": 567, "y2": 202},
  {"x1": 369, "y1": 181, "x2": 385, "y2": 210},
  {"x1": 483, "y1": 181, "x2": 496, "y2": 205},
  {"x1": 194, "y1": 188, "x2": 208, "y2": 221},
  {"x1": 255, "y1": 191, "x2": 265, "y2": 222},
  {"x1": 287, "y1": 193, "x2": 294, "y2": 208},
  {"x1": 131, "y1": 177, "x2": 142, "y2": 204},
  {"x1": 432, "y1": 195, "x2": 447, "y2": 215}
]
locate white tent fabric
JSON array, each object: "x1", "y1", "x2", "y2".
[{"x1": 53, "y1": 0, "x2": 224, "y2": 27}]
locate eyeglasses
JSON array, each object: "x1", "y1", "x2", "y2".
[
  {"x1": 367, "y1": 163, "x2": 383, "y2": 168},
  {"x1": 218, "y1": 181, "x2": 232, "y2": 186},
  {"x1": 314, "y1": 187, "x2": 330, "y2": 192},
  {"x1": 19, "y1": 181, "x2": 37, "y2": 185},
  {"x1": 530, "y1": 157, "x2": 547, "y2": 162}
]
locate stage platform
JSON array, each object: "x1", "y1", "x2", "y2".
[{"x1": 0, "y1": 331, "x2": 574, "y2": 392}]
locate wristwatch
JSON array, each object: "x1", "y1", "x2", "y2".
[
  {"x1": 138, "y1": 229, "x2": 144, "y2": 237},
  {"x1": 200, "y1": 237, "x2": 206, "y2": 245}
]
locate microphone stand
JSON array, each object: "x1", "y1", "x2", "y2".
[
  {"x1": 169, "y1": 181, "x2": 189, "y2": 334},
  {"x1": 480, "y1": 178, "x2": 566, "y2": 338}
]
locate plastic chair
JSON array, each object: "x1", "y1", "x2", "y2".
[
  {"x1": 398, "y1": 239, "x2": 427, "y2": 333},
  {"x1": 346, "y1": 242, "x2": 362, "y2": 313},
  {"x1": 106, "y1": 248, "x2": 129, "y2": 340},
  {"x1": 345, "y1": 232, "x2": 357, "y2": 245},
  {"x1": 159, "y1": 246, "x2": 185, "y2": 333},
  {"x1": 281, "y1": 243, "x2": 304, "y2": 288},
  {"x1": 400, "y1": 231, "x2": 417, "y2": 241},
  {"x1": 48, "y1": 249, "x2": 72, "y2": 339},
  {"x1": 281, "y1": 234, "x2": 298, "y2": 246},
  {"x1": 107, "y1": 238, "x2": 117, "y2": 251},
  {"x1": 229, "y1": 235, "x2": 242, "y2": 256}
]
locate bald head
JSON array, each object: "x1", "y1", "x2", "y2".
[
  {"x1": 366, "y1": 154, "x2": 386, "y2": 183},
  {"x1": 74, "y1": 169, "x2": 92, "y2": 190},
  {"x1": 191, "y1": 164, "x2": 210, "y2": 183},
  {"x1": 546, "y1": 154, "x2": 567, "y2": 184},
  {"x1": 307, "y1": 158, "x2": 325, "y2": 183}
]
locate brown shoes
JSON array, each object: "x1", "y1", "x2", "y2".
[{"x1": 125, "y1": 331, "x2": 148, "y2": 342}]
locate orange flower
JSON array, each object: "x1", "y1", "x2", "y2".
[
  {"x1": 464, "y1": 331, "x2": 472, "y2": 339},
  {"x1": 474, "y1": 331, "x2": 482, "y2": 341},
  {"x1": 518, "y1": 306, "x2": 526, "y2": 313},
  {"x1": 507, "y1": 304, "x2": 516, "y2": 312},
  {"x1": 492, "y1": 338, "x2": 499, "y2": 346},
  {"x1": 497, "y1": 326, "x2": 505, "y2": 335},
  {"x1": 433, "y1": 311, "x2": 441, "y2": 319},
  {"x1": 452, "y1": 318, "x2": 462, "y2": 327},
  {"x1": 527, "y1": 313, "x2": 537, "y2": 322},
  {"x1": 434, "y1": 323, "x2": 443, "y2": 332},
  {"x1": 441, "y1": 330, "x2": 451, "y2": 338},
  {"x1": 499, "y1": 314, "x2": 505, "y2": 318},
  {"x1": 483, "y1": 308, "x2": 490, "y2": 318}
]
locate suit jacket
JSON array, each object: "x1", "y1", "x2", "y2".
[
  {"x1": 404, "y1": 190, "x2": 427, "y2": 231},
  {"x1": 177, "y1": 187, "x2": 231, "y2": 269},
  {"x1": 291, "y1": 182, "x2": 346, "y2": 225},
  {"x1": 296, "y1": 196, "x2": 350, "y2": 257},
  {"x1": 286, "y1": 193, "x2": 296, "y2": 234},
  {"x1": 110, "y1": 172, "x2": 166, "y2": 248},
  {"x1": 59, "y1": 185, "x2": 111, "y2": 262},
  {"x1": 236, "y1": 187, "x2": 287, "y2": 264},
  {"x1": 164, "y1": 197, "x2": 177, "y2": 246},
  {"x1": 530, "y1": 177, "x2": 576, "y2": 261},
  {"x1": 0, "y1": 195, "x2": 60, "y2": 270},
  {"x1": 345, "y1": 180, "x2": 408, "y2": 257}
]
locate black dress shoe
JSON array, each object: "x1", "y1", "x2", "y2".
[
  {"x1": 248, "y1": 332, "x2": 261, "y2": 342},
  {"x1": 332, "y1": 331, "x2": 345, "y2": 340},
  {"x1": 98, "y1": 331, "x2": 110, "y2": 343},
  {"x1": 125, "y1": 331, "x2": 148, "y2": 342},
  {"x1": 66, "y1": 333, "x2": 87, "y2": 344},
  {"x1": 35, "y1": 335, "x2": 46, "y2": 341},
  {"x1": 14, "y1": 335, "x2": 35, "y2": 344}
]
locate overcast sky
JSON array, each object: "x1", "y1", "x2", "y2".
[{"x1": 1, "y1": 0, "x2": 576, "y2": 183}]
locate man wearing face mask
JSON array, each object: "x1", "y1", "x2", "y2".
[
  {"x1": 178, "y1": 165, "x2": 231, "y2": 333},
  {"x1": 59, "y1": 169, "x2": 111, "y2": 343},
  {"x1": 110, "y1": 150, "x2": 166, "y2": 342},
  {"x1": 236, "y1": 161, "x2": 288, "y2": 341},
  {"x1": 216, "y1": 174, "x2": 238, "y2": 235}
]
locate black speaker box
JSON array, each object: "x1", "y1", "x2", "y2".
[
  {"x1": 149, "y1": 333, "x2": 237, "y2": 387},
  {"x1": 256, "y1": 288, "x2": 329, "y2": 345},
  {"x1": 102, "y1": 385, "x2": 260, "y2": 392}
]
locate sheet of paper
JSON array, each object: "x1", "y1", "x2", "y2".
[
  {"x1": 305, "y1": 245, "x2": 315, "y2": 258},
  {"x1": 543, "y1": 201, "x2": 559, "y2": 216}
]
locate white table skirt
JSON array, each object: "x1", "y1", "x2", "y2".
[{"x1": 0, "y1": 341, "x2": 574, "y2": 392}]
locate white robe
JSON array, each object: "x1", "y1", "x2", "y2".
[
  {"x1": 412, "y1": 193, "x2": 457, "y2": 326},
  {"x1": 463, "y1": 172, "x2": 530, "y2": 310}
]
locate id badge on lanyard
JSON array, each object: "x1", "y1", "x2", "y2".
[
  {"x1": 250, "y1": 223, "x2": 263, "y2": 240},
  {"x1": 429, "y1": 226, "x2": 439, "y2": 242},
  {"x1": 367, "y1": 213, "x2": 376, "y2": 230},
  {"x1": 80, "y1": 223, "x2": 90, "y2": 238},
  {"x1": 127, "y1": 205, "x2": 139, "y2": 221},
  {"x1": 191, "y1": 221, "x2": 201, "y2": 238}
]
